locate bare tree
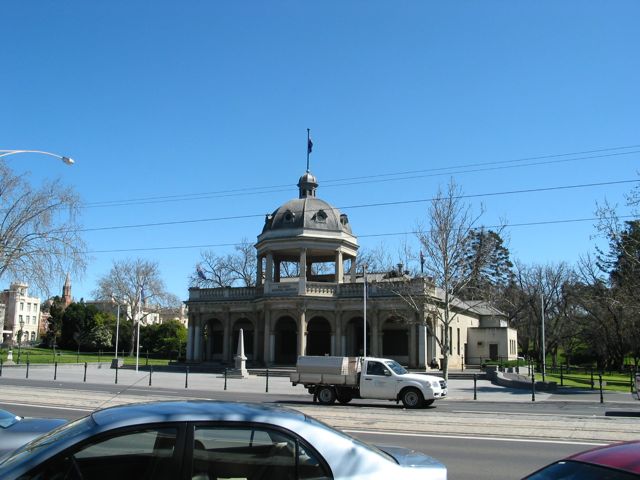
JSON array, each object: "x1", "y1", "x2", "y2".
[
  {"x1": 190, "y1": 239, "x2": 257, "y2": 288},
  {"x1": 393, "y1": 180, "x2": 483, "y2": 380},
  {"x1": 93, "y1": 258, "x2": 179, "y2": 355},
  {"x1": 0, "y1": 161, "x2": 86, "y2": 294}
]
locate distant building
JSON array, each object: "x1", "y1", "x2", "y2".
[
  {"x1": 1, "y1": 283, "x2": 41, "y2": 345},
  {"x1": 185, "y1": 169, "x2": 518, "y2": 367}
]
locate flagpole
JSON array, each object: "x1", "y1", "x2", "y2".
[{"x1": 306, "y1": 128, "x2": 311, "y2": 172}]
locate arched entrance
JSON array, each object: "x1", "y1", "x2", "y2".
[
  {"x1": 274, "y1": 316, "x2": 297, "y2": 364},
  {"x1": 232, "y1": 318, "x2": 254, "y2": 359},
  {"x1": 306, "y1": 316, "x2": 331, "y2": 356},
  {"x1": 381, "y1": 317, "x2": 409, "y2": 362},
  {"x1": 345, "y1": 317, "x2": 370, "y2": 356}
]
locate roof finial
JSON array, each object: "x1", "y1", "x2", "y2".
[{"x1": 306, "y1": 128, "x2": 313, "y2": 172}]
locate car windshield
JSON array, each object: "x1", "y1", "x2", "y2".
[
  {"x1": 303, "y1": 413, "x2": 397, "y2": 464},
  {"x1": 0, "y1": 410, "x2": 20, "y2": 429},
  {"x1": 524, "y1": 460, "x2": 640, "y2": 480},
  {"x1": 0, "y1": 416, "x2": 94, "y2": 467},
  {"x1": 384, "y1": 360, "x2": 408, "y2": 375}
]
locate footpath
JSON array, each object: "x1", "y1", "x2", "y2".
[{"x1": 1, "y1": 363, "x2": 639, "y2": 443}]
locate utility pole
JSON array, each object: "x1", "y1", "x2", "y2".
[{"x1": 541, "y1": 292, "x2": 546, "y2": 382}]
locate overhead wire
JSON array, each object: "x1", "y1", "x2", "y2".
[
  {"x1": 79, "y1": 178, "x2": 639, "y2": 233},
  {"x1": 83, "y1": 144, "x2": 640, "y2": 208}
]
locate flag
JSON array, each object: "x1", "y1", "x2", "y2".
[
  {"x1": 307, "y1": 137, "x2": 313, "y2": 154},
  {"x1": 196, "y1": 264, "x2": 207, "y2": 281}
]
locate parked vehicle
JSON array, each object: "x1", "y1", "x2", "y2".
[
  {"x1": 0, "y1": 409, "x2": 66, "y2": 458},
  {"x1": 522, "y1": 440, "x2": 640, "y2": 479},
  {"x1": 0, "y1": 400, "x2": 447, "y2": 480},
  {"x1": 290, "y1": 356, "x2": 447, "y2": 408}
]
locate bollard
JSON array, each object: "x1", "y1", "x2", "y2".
[
  {"x1": 531, "y1": 372, "x2": 536, "y2": 402},
  {"x1": 266, "y1": 369, "x2": 269, "y2": 393},
  {"x1": 26, "y1": 361, "x2": 30, "y2": 379},
  {"x1": 54, "y1": 362, "x2": 58, "y2": 380},
  {"x1": 77, "y1": 347, "x2": 80, "y2": 364},
  {"x1": 462, "y1": 356, "x2": 464, "y2": 372},
  {"x1": 83, "y1": 362, "x2": 88, "y2": 382},
  {"x1": 0, "y1": 358, "x2": 3, "y2": 377},
  {"x1": 224, "y1": 368, "x2": 228, "y2": 391},
  {"x1": 115, "y1": 361, "x2": 119, "y2": 385},
  {"x1": 473, "y1": 373, "x2": 477, "y2": 400},
  {"x1": 560, "y1": 365, "x2": 564, "y2": 386},
  {"x1": 185, "y1": 366, "x2": 189, "y2": 389},
  {"x1": 590, "y1": 368, "x2": 594, "y2": 389},
  {"x1": 631, "y1": 368, "x2": 635, "y2": 394},
  {"x1": 599, "y1": 373, "x2": 604, "y2": 404},
  {"x1": 149, "y1": 365, "x2": 153, "y2": 387}
]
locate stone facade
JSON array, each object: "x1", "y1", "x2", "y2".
[{"x1": 186, "y1": 170, "x2": 517, "y2": 368}]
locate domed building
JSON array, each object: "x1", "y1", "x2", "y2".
[{"x1": 185, "y1": 170, "x2": 518, "y2": 368}]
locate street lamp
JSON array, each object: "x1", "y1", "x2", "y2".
[
  {"x1": 17, "y1": 319, "x2": 25, "y2": 364},
  {"x1": 111, "y1": 297, "x2": 121, "y2": 360},
  {"x1": 0, "y1": 149, "x2": 74, "y2": 165}
]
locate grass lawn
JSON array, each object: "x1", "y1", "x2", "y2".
[
  {"x1": 0, "y1": 347, "x2": 172, "y2": 366},
  {"x1": 543, "y1": 372, "x2": 635, "y2": 393}
]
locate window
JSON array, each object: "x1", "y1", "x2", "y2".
[
  {"x1": 19, "y1": 315, "x2": 23, "y2": 324},
  {"x1": 23, "y1": 427, "x2": 179, "y2": 480},
  {"x1": 20, "y1": 302, "x2": 24, "y2": 311},
  {"x1": 312, "y1": 210, "x2": 327, "y2": 223},
  {"x1": 366, "y1": 361, "x2": 389, "y2": 376},
  {"x1": 192, "y1": 425, "x2": 330, "y2": 480},
  {"x1": 457, "y1": 328, "x2": 460, "y2": 355},
  {"x1": 27, "y1": 303, "x2": 31, "y2": 312}
]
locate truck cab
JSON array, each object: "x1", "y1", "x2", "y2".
[{"x1": 359, "y1": 357, "x2": 447, "y2": 407}]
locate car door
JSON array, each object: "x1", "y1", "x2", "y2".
[
  {"x1": 19, "y1": 424, "x2": 187, "y2": 480},
  {"x1": 185, "y1": 423, "x2": 332, "y2": 480},
  {"x1": 360, "y1": 361, "x2": 397, "y2": 399}
]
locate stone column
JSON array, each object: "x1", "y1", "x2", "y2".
[
  {"x1": 409, "y1": 322, "x2": 418, "y2": 368},
  {"x1": 274, "y1": 258, "x2": 281, "y2": 282},
  {"x1": 335, "y1": 250, "x2": 343, "y2": 283},
  {"x1": 350, "y1": 259, "x2": 357, "y2": 283},
  {"x1": 193, "y1": 317, "x2": 202, "y2": 362},
  {"x1": 417, "y1": 311, "x2": 427, "y2": 368},
  {"x1": 298, "y1": 249, "x2": 307, "y2": 295},
  {"x1": 374, "y1": 310, "x2": 382, "y2": 357},
  {"x1": 256, "y1": 255, "x2": 263, "y2": 286},
  {"x1": 265, "y1": 253, "x2": 274, "y2": 286},
  {"x1": 186, "y1": 314, "x2": 195, "y2": 361},
  {"x1": 297, "y1": 308, "x2": 307, "y2": 357},
  {"x1": 263, "y1": 309, "x2": 271, "y2": 366},
  {"x1": 222, "y1": 309, "x2": 231, "y2": 363}
]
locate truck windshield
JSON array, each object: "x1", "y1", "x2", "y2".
[{"x1": 384, "y1": 360, "x2": 407, "y2": 375}]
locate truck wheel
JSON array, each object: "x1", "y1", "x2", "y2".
[
  {"x1": 336, "y1": 389, "x2": 353, "y2": 404},
  {"x1": 423, "y1": 399, "x2": 435, "y2": 407},
  {"x1": 401, "y1": 388, "x2": 424, "y2": 409},
  {"x1": 317, "y1": 386, "x2": 337, "y2": 405}
]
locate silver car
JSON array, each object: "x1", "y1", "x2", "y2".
[
  {"x1": 0, "y1": 408, "x2": 66, "y2": 458},
  {"x1": 0, "y1": 400, "x2": 446, "y2": 479}
]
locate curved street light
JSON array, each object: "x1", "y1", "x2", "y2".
[{"x1": 0, "y1": 149, "x2": 74, "y2": 165}]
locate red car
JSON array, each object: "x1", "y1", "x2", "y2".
[{"x1": 523, "y1": 440, "x2": 640, "y2": 479}]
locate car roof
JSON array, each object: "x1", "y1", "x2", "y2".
[
  {"x1": 91, "y1": 400, "x2": 308, "y2": 429},
  {"x1": 568, "y1": 440, "x2": 640, "y2": 474}
]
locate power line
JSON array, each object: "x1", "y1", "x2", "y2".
[
  {"x1": 85, "y1": 214, "x2": 637, "y2": 254},
  {"x1": 79, "y1": 178, "x2": 639, "y2": 234},
  {"x1": 82, "y1": 144, "x2": 640, "y2": 209}
]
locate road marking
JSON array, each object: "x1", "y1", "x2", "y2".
[
  {"x1": 451, "y1": 409, "x2": 603, "y2": 418},
  {"x1": 344, "y1": 429, "x2": 608, "y2": 446},
  {"x1": 0, "y1": 401, "x2": 94, "y2": 413}
]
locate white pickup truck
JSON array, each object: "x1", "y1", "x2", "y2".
[{"x1": 290, "y1": 356, "x2": 447, "y2": 408}]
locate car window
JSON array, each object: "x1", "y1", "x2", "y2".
[
  {"x1": 191, "y1": 425, "x2": 331, "y2": 480},
  {"x1": 21, "y1": 427, "x2": 178, "y2": 480},
  {"x1": 366, "y1": 361, "x2": 388, "y2": 376},
  {"x1": 384, "y1": 360, "x2": 408, "y2": 375},
  {"x1": 524, "y1": 460, "x2": 640, "y2": 480}
]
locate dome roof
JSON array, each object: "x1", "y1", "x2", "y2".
[{"x1": 262, "y1": 196, "x2": 352, "y2": 235}]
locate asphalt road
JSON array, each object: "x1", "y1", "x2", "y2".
[{"x1": 2, "y1": 369, "x2": 638, "y2": 480}]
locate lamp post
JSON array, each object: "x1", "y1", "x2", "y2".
[
  {"x1": 111, "y1": 297, "x2": 121, "y2": 360},
  {"x1": 0, "y1": 149, "x2": 74, "y2": 165},
  {"x1": 17, "y1": 319, "x2": 24, "y2": 364}
]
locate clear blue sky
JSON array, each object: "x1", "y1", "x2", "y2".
[{"x1": 2, "y1": 1, "x2": 639, "y2": 302}]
